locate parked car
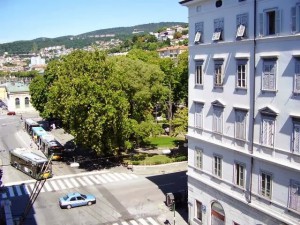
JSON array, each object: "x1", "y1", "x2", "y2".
[
  {"x1": 59, "y1": 192, "x2": 96, "y2": 209},
  {"x1": 7, "y1": 111, "x2": 16, "y2": 115}
]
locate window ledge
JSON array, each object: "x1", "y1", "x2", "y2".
[
  {"x1": 235, "y1": 87, "x2": 247, "y2": 91},
  {"x1": 261, "y1": 89, "x2": 277, "y2": 93},
  {"x1": 232, "y1": 184, "x2": 246, "y2": 192}
]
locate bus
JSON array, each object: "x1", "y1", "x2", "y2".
[
  {"x1": 10, "y1": 148, "x2": 53, "y2": 180},
  {"x1": 32, "y1": 126, "x2": 47, "y2": 144},
  {"x1": 24, "y1": 118, "x2": 40, "y2": 136},
  {"x1": 39, "y1": 133, "x2": 64, "y2": 161}
]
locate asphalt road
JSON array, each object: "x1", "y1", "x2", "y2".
[{"x1": 0, "y1": 112, "x2": 188, "y2": 225}]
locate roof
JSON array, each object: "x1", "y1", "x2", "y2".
[
  {"x1": 32, "y1": 126, "x2": 47, "y2": 137},
  {"x1": 157, "y1": 45, "x2": 188, "y2": 52},
  {"x1": 11, "y1": 148, "x2": 48, "y2": 164},
  {"x1": 5, "y1": 82, "x2": 29, "y2": 93},
  {"x1": 179, "y1": 0, "x2": 194, "y2": 5}
]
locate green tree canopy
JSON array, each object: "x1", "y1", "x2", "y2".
[{"x1": 30, "y1": 50, "x2": 168, "y2": 155}]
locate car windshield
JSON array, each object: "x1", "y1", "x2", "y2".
[
  {"x1": 63, "y1": 195, "x2": 69, "y2": 200},
  {"x1": 81, "y1": 194, "x2": 87, "y2": 199}
]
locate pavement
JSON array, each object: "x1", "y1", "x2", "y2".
[{"x1": 15, "y1": 114, "x2": 189, "y2": 225}]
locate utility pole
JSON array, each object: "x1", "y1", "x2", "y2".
[{"x1": 19, "y1": 154, "x2": 53, "y2": 225}]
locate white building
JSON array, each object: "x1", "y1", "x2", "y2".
[
  {"x1": 180, "y1": 0, "x2": 300, "y2": 224},
  {"x1": 4, "y1": 82, "x2": 37, "y2": 113},
  {"x1": 157, "y1": 45, "x2": 188, "y2": 58}
]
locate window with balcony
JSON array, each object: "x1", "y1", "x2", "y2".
[
  {"x1": 235, "y1": 162, "x2": 245, "y2": 188},
  {"x1": 194, "y1": 22, "x2": 203, "y2": 44},
  {"x1": 236, "y1": 13, "x2": 248, "y2": 39},
  {"x1": 289, "y1": 180, "x2": 300, "y2": 212},
  {"x1": 262, "y1": 59, "x2": 277, "y2": 92},
  {"x1": 195, "y1": 147, "x2": 203, "y2": 169},
  {"x1": 214, "y1": 60, "x2": 224, "y2": 87},
  {"x1": 195, "y1": 60, "x2": 203, "y2": 86},
  {"x1": 260, "y1": 171, "x2": 272, "y2": 199},
  {"x1": 195, "y1": 102, "x2": 203, "y2": 129},
  {"x1": 212, "y1": 18, "x2": 224, "y2": 41},
  {"x1": 259, "y1": 8, "x2": 281, "y2": 36},
  {"x1": 236, "y1": 59, "x2": 247, "y2": 89}
]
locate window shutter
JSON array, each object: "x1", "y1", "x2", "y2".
[
  {"x1": 213, "y1": 112, "x2": 217, "y2": 132},
  {"x1": 259, "y1": 13, "x2": 264, "y2": 36},
  {"x1": 295, "y1": 61, "x2": 300, "y2": 93},
  {"x1": 289, "y1": 181, "x2": 300, "y2": 210},
  {"x1": 262, "y1": 119, "x2": 268, "y2": 145},
  {"x1": 262, "y1": 71, "x2": 269, "y2": 90},
  {"x1": 268, "y1": 120, "x2": 274, "y2": 146},
  {"x1": 275, "y1": 9, "x2": 281, "y2": 34},
  {"x1": 291, "y1": 7, "x2": 297, "y2": 33},
  {"x1": 294, "y1": 124, "x2": 300, "y2": 154}
]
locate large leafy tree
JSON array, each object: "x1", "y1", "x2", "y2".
[{"x1": 30, "y1": 50, "x2": 168, "y2": 155}]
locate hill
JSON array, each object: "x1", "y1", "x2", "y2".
[{"x1": 0, "y1": 22, "x2": 187, "y2": 55}]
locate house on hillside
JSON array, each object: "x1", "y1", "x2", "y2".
[
  {"x1": 180, "y1": 0, "x2": 300, "y2": 225},
  {"x1": 157, "y1": 45, "x2": 188, "y2": 58}
]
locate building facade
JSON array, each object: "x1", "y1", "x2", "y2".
[
  {"x1": 5, "y1": 82, "x2": 37, "y2": 113},
  {"x1": 180, "y1": 0, "x2": 300, "y2": 224}
]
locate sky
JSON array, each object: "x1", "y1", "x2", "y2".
[{"x1": 0, "y1": 0, "x2": 188, "y2": 44}]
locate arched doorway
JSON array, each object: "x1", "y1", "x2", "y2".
[{"x1": 211, "y1": 201, "x2": 225, "y2": 225}]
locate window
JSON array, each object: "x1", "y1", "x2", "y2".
[
  {"x1": 235, "y1": 110, "x2": 247, "y2": 140},
  {"x1": 260, "y1": 171, "x2": 272, "y2": 199},
  {"x1": 235, "y1": 163, "x2": 245, "y2": 187},
  {"x1": 195, "y1": 22, "x2": 203, "y2": 44},
  {"x1": 259, "y1": 8, "x2": 281, "y2": 36},
  {"x1": 25, "y1": 97, "x2": 30, "y2": 108},
  {"x1": 212, "y1": 18, "x2": 224, "y2": 41},
  {"x1": 293, "y1": 122, "x2": 300, "y2": 154},
  {"x1": 195, "y1": 102, "x2": 203, "y2": 129},
  {"x1": 213, "y1": 155, "x2": 222, "y2": 178},
  {"x1": 195, "y1": 200, "x2": 203, "y2": 221},
  {"x1": 289, "y1": 180, "x2": 300, "y2": 212},
  {"x1": 236, "y1": 59, "x2": 247, "y2": 88},
  {"x1": 294, "y1": 58, "x2": 300, "y2": 94},
  {"x1": 236, "y1": 13, "x2": 248, "y2": 38},
  {"x1": 291, "y1": 4, "x2": 300, "y2": 33},
  {"x1": 15, "y1": 98, "x2": 20, "y2": 108},
  {"x1": 214, "y1": 60, "x2": 224, "y2": 87},
  {"x1": 195, "y1": 60, "x2": 203, "y2": 85},
  {"x1": 262, "y1": 59, "x2": 277, "y2": 91},
  {"x1": 195, "y1": 147, "x2": 203, "y2": 169},
  {"x1": 213, "y1": 107, "x2": 223, "y2": 134},
  {"x1": 261, "y1": 117, "x2": 275, "y2": 147}
]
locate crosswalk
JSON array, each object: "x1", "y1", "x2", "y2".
[
  {"x1": 112, "y1": 217, "x2": 161, "y2": 225},
  {"x1": 1, "y1": 172, "x2": 138, "y2": 199}
]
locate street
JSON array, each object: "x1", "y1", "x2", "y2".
[{"x1": 0, "y1": 112, "x2": 188, "y2": 225}]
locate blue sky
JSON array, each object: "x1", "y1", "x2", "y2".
[{"x1": 0, "y1": 0, "x2": 188, "y2": 44}]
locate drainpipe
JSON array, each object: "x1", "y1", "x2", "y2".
[{"x1": 249, "y1": 0, "x2": 257, "y2": 204}]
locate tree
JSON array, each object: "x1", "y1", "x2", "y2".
[
  {"x1": 30, "y1": 50, "x2": 169, "y2": 155},
  {"x1": 172, "y1": 107, "x2": 188, "y2": 137}
]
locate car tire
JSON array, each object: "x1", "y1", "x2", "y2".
[
  {"x1": 87, "y1": 201, "x2": 92, "y2": 206},
  {"x1": 67, "y1": 205, "x2": 72, "y2": 209}
]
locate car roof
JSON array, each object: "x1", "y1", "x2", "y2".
[{"x1": 66, "y1": 192, "x2": 81, "y2": 197}]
